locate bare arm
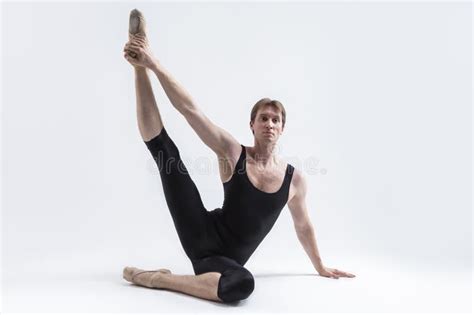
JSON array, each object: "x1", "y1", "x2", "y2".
[
  {"x1": 288, "y1": 170, "x2": 324, "y2": 271},
  {"x1": 149, "y1": 61, "x2": 195, "y2": 116},
  {"x1": 125, "y1": 35, "x2": 240, "y2": 156},
  {"x1": 288, "y1": 170, "x2": 357, "y2": 279},
  {"x1": 150, "y1": 64, "x2": 240, "y2": 157},
  {"x1": 150, "y1": 61, "x2": 240, "y2": 156}
]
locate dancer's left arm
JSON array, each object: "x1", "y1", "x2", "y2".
[{"x1": 288, "y1": 170, "x2": 356, "y2": 279}]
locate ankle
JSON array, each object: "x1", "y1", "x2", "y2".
[{"x1": 134, "y1": 66, "x2": 147, "y2": 73}]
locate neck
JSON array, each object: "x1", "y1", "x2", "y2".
[{"x1": 250, "y1": 139, "x2": 279, "y2": 167}]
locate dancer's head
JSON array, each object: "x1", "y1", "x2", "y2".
[{"x1": 249, "y1": 98, "x2": 286, "y2": 142}]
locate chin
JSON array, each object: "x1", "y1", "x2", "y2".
[{"x1": 262, "y1": 135, "x2": 278, "y2": 142}]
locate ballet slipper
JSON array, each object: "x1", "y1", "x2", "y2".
[
  {"x1": 129, "y1": 9, "x2": 147, "y2": 38},
  {"x1": 123, "y1": 266, "x2": 172, "y2": 288},
  {"x1": 128, "y1": 9, "x2": 148, "y2": 58}
]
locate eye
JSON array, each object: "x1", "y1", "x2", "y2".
[
  {"x1": 272, "y1": 119, "x2": 278, "y2": 123},
  {"x1": 262, "y1": 117, "x2": 268, "y2": 121}
]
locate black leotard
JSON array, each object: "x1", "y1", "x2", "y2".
[
  {"x1": 144, "y1": 128, "x2": 294, "y2": 303},
  {"x1": 210, "y1": 144, "x2": 294, "y2": 266}
]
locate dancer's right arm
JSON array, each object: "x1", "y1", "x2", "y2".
[
  {"x1": 125, "y1": 35, "x2": 241, "y2": 158},
  {"x1": 150, "y1": 62, "x2": 240, "y2": 157}
]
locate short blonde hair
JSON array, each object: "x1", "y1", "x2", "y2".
[{"x1": 250, "y1": 98, "x2": 286, "y2": 127}]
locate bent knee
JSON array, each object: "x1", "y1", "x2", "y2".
[{"x1": 217, "y1": 268, "x2": 255, "y2": 303}]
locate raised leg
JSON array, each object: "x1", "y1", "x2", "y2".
[{"x1": 134, "y1": 67, "x2": 164, "y2": 141}]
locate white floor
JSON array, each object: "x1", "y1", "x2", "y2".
[{"x1": 2, "y1": 252, "x2": 472, "y2": 313}]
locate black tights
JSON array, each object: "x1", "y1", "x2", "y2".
[{"x1": 144, "y1": 128, "x2": 254, "y2": 303}]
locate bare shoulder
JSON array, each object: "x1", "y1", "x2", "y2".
[
  {"x1": 291, "y1": 167, "x2": 306, "y2": 190},
  {"x1": 185, "y1": 108, "x2": 241, "y2": 159},
  {"x1": 287, "y1": 167, "x2": 312, "y2": 230},
  {"x1": 219, "y1": 140, "x2": 243, "y2": 165},
  {"x1": 216, "y1": 140, "x2": 243, "y2": 183},
  {"x1": 288, "y1": 167, "x2": 307, "y2": 202}
]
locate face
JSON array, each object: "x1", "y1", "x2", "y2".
[{"x1": 250, "y1": 105, "x2": 284, "y2": 142}]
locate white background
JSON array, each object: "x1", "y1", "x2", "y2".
[{"x1": 1, "y1": 1, "x2": 472, "y2": 313}]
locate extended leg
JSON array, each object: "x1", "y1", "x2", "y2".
[
  {"x1": 156, "y1": 272, "x2": 222, "y2": 302},
  {"x1": 123, "y1": 257, "x2": 255, "y2": 304},
  {"x1": 123, "y1": 266, "x2": 223, "y2": 302},
  {"x1": 134, "y1": 67, "x2": 164, "y2": 141},
  {"x1": 127, "y1": 9, "x2": 163, "y2": 141}
]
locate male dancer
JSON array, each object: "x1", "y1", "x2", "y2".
[{"x1": 122, "y1": 9, "x2": 355, "y2": 303}]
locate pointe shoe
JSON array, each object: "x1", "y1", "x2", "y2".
[
  {"x1": 129, "y1": 9, "x2": 147, "y2": 38},
  {"x1": 123, "y1": 266, "x2": 172, "y2": 288},
  {"x1": 128, "y1": 9, "x2": 147, "y2": 59}
]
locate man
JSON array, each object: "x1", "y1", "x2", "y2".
[{"x1": 122, "y1": 9, "x2": 355, "y2": 304}]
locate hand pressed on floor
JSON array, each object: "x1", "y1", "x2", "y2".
[{"x1": 316, "y1": 265, "x2": 356, "y2": 279}]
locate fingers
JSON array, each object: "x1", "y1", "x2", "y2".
[
  {"x1": 124, "y1": 54, "x2": 132, "y2": 63},
  {"x1": 333, "y1": 269, "x2": 356, "y2": 278},
  {"x1": 321, "y1": 272, "x2": 339, "y2": 279},
  {"x1": 132, "y1": 37, "x2": 147, "y2": 46},
  {"x1": 129, "y1": 34, "x2": 147, "y2": 46},
  {"x1": 124, "y1": 42, "x2": 141, "y2": 52},
  {"x1": 123, "y1": 35, "x2": 148, "y2": 58},
  {"x1": 336, "y1": 269, "x2": 354, "y2": 278},
  {"x1": 125, "y1": 42, "x2": 141, "y2": 48},
  {"x1": 127, "y1": 41, "x2": 143, "y2": 49},
  {"x1": 123, "y1": 48, "x2": 137, "y2": 58},
  {"x1": 123, "y1": 44, "x2": 141, "y2": 59},
  {"x1": 341, "y1": 272, "x2": 355, "y2": 277},
  {"x1": 124, "y1": 48, "x2": 139, "y2": 57},
  {"x1": 130, "y1": 33, "x2": 147, "y2": 43},
  {"x1": 124, "y1": 50, "x2": 139, "y2": 62},
  {"x1": 124, "y1": 52, "x2": 134, "y2": 62}
]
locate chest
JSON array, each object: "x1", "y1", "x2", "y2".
[{"x1": 245, "y1": 161, "x2": 287, "y2": 194}]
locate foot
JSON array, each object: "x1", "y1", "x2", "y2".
[
  {"x1": 129, "y1": 9, "x2": 147, "y2": 39},
  {"x1": 123, "y1": 266, "x2": 172, "y2": 288},
  {"x1": 128, "y1": 9, "x2": 148, "y2": 60}
]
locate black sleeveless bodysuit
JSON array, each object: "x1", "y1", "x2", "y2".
[
  {"x1": 210, "y1": 144, "x2": 295, "y2": 265},
  {"x1": 144, "y1": 128, "x2": 295, "y2": 302}
]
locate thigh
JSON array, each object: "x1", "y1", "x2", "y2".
[
  {"x1": 144, "y1": 128, "x2": 209, "y2": 259},
  {"x1": 192, "y1": 255, "x2": 244, "y2": 275}
]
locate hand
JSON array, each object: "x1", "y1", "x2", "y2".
[
  {"x1": 123, "y1": 34, "x2": 156, "y2": 69},
  {"x1": 316, "y1": 265, "x2": 356, "y2": 279}
]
